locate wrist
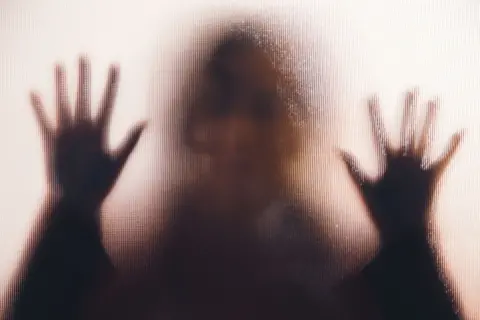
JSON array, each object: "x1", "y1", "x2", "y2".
[
  {"x1": 47, "y1": 184, "x2": 103, "y2": 209},
  {"x1": 45, "y1": 192, "x2": 102, "y2": 234},
  {"x1": 380, "y1": 226, "x2": 430, "y2": 252}
]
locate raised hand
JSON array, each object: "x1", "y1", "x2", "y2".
[
  {"x1": 31, "y1": 57, "x2": 146, "y2": 212},
  {"x1": 340, "y1": 90, "x2": 463, "y2": 244}
]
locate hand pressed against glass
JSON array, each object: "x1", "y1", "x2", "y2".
[
  {"x1": 31, "y1": 57, "x2": 146, "y2": 214},
  {"x1": 341, "y1": 91, "x2": 464, "y2": 243}
]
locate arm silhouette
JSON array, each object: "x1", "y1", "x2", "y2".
[
  {"x1": 5, "y1": 57, "x2": 145, "y2": 320},
  {"x1": 341, "y1": 90, "x2": 463, "y2": 320}
]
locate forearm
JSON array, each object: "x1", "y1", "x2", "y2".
[
  {"x1": 363, "y1": 230, "x2": 459, "y2": 320},
  {"x1": 7, "y1": 196, "x2": 113, "y2": 320}
]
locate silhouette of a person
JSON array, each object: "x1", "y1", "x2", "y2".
[
  {"x1": 86, "y1": 26, "x2": 344, "y2": 320},
  {"x1": 5, "y1": 22, "x2": 463, "y2": 320}
]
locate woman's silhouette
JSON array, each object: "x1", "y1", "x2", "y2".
[{"x1": 5, "y1": 18, "x2": 462, "y2": 320}]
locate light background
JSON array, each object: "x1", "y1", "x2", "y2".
[{"x1": 0, "y1": 0, "x2": 479, "y2": 318}]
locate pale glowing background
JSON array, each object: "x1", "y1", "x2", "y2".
[{"x1": 0, "y1": 0, "x2": 479, "y2": 318}]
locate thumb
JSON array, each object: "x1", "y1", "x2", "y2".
[
  {"x1": 113, "y1": 121, "x2": 147, "y2": 175},
  {"x1": 338, "y1": 149, "x2": 366, "y2": 188}
]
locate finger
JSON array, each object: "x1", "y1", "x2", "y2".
[
  {"x1": 96, "y1": 65, "x2": 119, "y2": 136},
  {"x1": 416, "y1": 99, "x2": 438, "y2": 158},
  {"x1": 75, "y1": 56, "x2": 91, "y2": 122},
  {"x1": 338, "y1": 149, "x2": 369, "y2": 187},
  {"x1": 400, "y1": 89, "x2": 418, "y2": 155},
  {"x1": 30, "y1": 92, "x2": 54, "y2": 141},
  {"x1": 368, "y1": 96, "x2": 392, "y2": 158},
  {"x1": 55, "y1": 64, "x2": 72, "y2": 129},
  {"x1": 113, "y1": 122, "x2": 147, "y2": 173},
  {"x1": 432, "y1": 130, "x2": 464, "y2": 177}
]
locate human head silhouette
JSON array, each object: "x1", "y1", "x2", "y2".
[{"x1": 182, "y1": 20, "x2": 308, "y2": 220}]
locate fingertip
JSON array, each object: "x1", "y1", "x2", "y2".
[
  {"x1": 54, "y1": 65, "x2": 67, "y2": 87},
  {"x1": 405, "y1": 89, "x2": 418, "y2": 105},
  {"x1": 79, "y1": 54, "x2": 89, "y2": 64},
  {"x1": 134, "y1": 125, "x2": 146, "y2": 138},
  {"x1": 30, "y1": 91, "x2": 43, "y2": 107},
  {"x1": 368, "y1": 94, "x2": 379, "y2": 105},
  {"x1": 30, "y1": 90, "x2": 38, "y2": 101},
  {"x1": 368, "y1": 99, "x2": 378, "y2": 115},
  {"x1": 427, "y1": 99, "x2": 439, "y2": 111},
  {"x1": 79, "y1": 56, "x2": 91, "y2": 75},
  {"x1": 455, "y1": 129, "x2": 466, "y2": 142},
  {"x1": 138, "y1": 120, "x2": 148, "y2": 131},
  {"x1": 109, "y1": 64, "x2": 120, "y2": 80},
  {"x1": 430, "y1": 94, "x2": 440, "y2": 103},
  {"x1": 334, "y1": 148, "x2": 345, "y2": 159},
  {"x1": 55, "y1": 63, "x2": 65, "y2": 74},
  {"x1": 129, "y1": 122, "x2": 148, "y2": 142},
  {"x1": 368, "y1": 97, "x2": 382, "y2": 118},
  {"x1": 405, "y1": 90, "x2": 412, "y2": 100}
]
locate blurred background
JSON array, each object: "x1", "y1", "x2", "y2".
[{"x1": 0, "y1": 0, "x2": 479, "y2": 317}]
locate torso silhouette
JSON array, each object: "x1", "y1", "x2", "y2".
[{"x1": 84, "y1": 188, "x2": 380, "y2": 320}]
